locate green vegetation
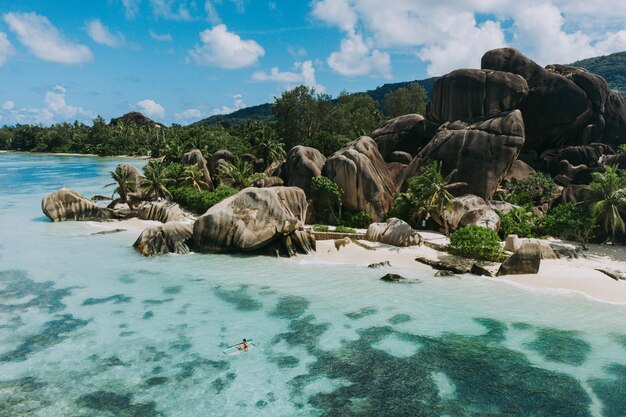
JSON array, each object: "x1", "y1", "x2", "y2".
[
  {"x1": 312, "y1": 224, "x2": 329, "y2": 232},
  {"x1": 384, "y1": 83, "x2": 427, "y2": 118},
  {"x1": 448, "y1": 226, "x2": 504, "y2": 262},
  {"x1": 541, "y1": 203, "x2": 596, "y2": 249},
  {"x1": 179, "y1": 165, "x2": 209, "y2": 191},
  {"x1": 340, "y1": 210, "x2": 372, "y2": 229},
  {"x1": 170, "y1": 186, "x2": 238, "y2": 214},
  {"x1": 140, "y1": 161, "x2": 173, "y2": 200},
  {"x1": 217, "y1": 158, "x2": 266, "y2": 190},
  {"x1": 505, "y1": 172, "x2": 557, "y2": 206},
  {"x1": 311, "y1": 176, "x2": 343, "y2": 222},
  {"x1": 571, "y1": 51, "x2": 626, "y2": 96},
  {"x1": 583, "y1": 165, "x2": 626, "y2": 244},
  {"x1": 105, "y1": 165, "x2": 137, "y2": 202},
  {"x1": 387, "y1": 161, "x2": 465, "y2": 234},
  {"x1": 334, "y1": 225, "x2": 357, "y2": 234},
  {"x1": 499, "y1": 206, "x2": 541, "y2": 239}
]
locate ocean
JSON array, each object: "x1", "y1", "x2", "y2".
[{"x1": 0, "y1": 153, "x2": 624, "y2": 417}]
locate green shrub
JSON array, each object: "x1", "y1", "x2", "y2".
[
  {"x1": 334, "y1": 225, "x2": 356, "y2": 234},
  {"x1": 540, "y1": 203, "x2": 596, "y2": 248},
  {"x1": 170, "y1": 185, "x2": 238, "y2": 214},
  {"x1": 447, "y1": 226, "x2": 504, "y2": 261},
  {"x1": 311, "y1": 176, "x2": 343, "y2": 222},
  {"x1": 508, "y1": 172, "x2": 557, "y2": 206},
  {"x1": 313, "y1": 224, "x2": 329, "y2": 232},
  {"x1": 340, "y1": 210, "x2": 372, "y2": 228},
  {"x1": 498, "y1": 206, "x2": 541, "y2": 239}
]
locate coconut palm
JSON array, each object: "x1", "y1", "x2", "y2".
[
  {"x1": 257, "y1": 136, "x2": 286, "y2": 174},
  {"x1": 104, "y1": 165, "x2": 137, "y2": 202},
  {"x1": 179, "y1": 165, "x2": 209, "y2": 192},
  {"x1": 218, "y1": 158, "x2": 266, "y2": 190},
  {"x1": 408, "y1": 161, "x2": 466, "y2": 235},
  {"x1": 583, "y1": 165, "x2": 626, "y2": 244},
  {"x1": 141, "y1": 161, "x2": 173, "y2": 200}
]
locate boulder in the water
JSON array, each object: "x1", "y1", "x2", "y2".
[
  {"x1": 133, "y1": 222, "x2": 194, "y2": 256},
  {"x1": 42, "y1": 188, "x2": 114, "y2": 222}
]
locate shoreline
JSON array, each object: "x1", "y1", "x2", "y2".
[
  {"x1": 0, "y1": 149, "x2": 151, "y2": 159},
  {"x1": 81, "y1": 217, "x2": 626, "y2": 305}
]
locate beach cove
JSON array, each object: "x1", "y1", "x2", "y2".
[{"x1": 1, "y1": 153, "x2": 626, "y2": 416}]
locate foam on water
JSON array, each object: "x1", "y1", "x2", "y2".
[{"x1": 1, "y1": 153, "x2": 626, "y2": 417}]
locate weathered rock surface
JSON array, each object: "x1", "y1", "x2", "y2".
[
  {"x1": 209, "y1": 150, "x2": 237, "y2": 177},
  {"x1": 439, "y1": 195, "x2": 501, "y2": 232},
  {"x1": 42, "y1": 188, "x2": 113, "y2": 222},
  {"x1": 503, "y1": 160, "x2": 535, "y2": 183},
  {"x1": 542, "y1": 143, "x2": 614, "y2": 175},
  {"x1": 368, "y1": 261, "x2": 391, "y2": 268},
  {"x1": 133, "y1": 222, "x2": 194, "y2": 256},
  {"x1": 370, "y1": 114, "x2": 438, "y2": 160},
  {"x1": 497, "y1": 242, "x2": 542, "y2": 276},
  {"x1": 401, "y1": 110, "x2": 525, "y2": 200},
  {"x1": 380, "y1": 273, "x2": 412, "y2": 282},
  {"x1": 386, "y1": 162, "x2": 407, "y2": 190},
  {"x1": 254, "y1": 177, "x2": 284, "y2": 188},
  {"x1": 193, "y1": 187, "x2": 314, "y2": 256},
  {"x1": 389, "y1": 151, "x2": 413, "y2": 165},
  {"x1": 285, "y1": 146, "x2": 326, "y2": 194},
  {"x1": 427, "y1": 69, "x2": 528, "y2": 123},
  {"x1": 482, "y1": 48, "x2": 593, "y2": 151},
  {"x1": 603, "y1": 90, "x2": 626, "y2": 146},
  {"x1": 137, "y1": 201, "x2": 190, "y2": 223},
  {"x1": 181, "y1": 149, "x2": 213, "y2": 190},
  {"x1": 366, "y1": 217, "x2": 421, "y2": 247},
  {"x1": 323, "y1": 136, "x2": 396, "y2": 221},
  {"x1": 504, "y1": 235, "x2": 559, "y2": 259}
]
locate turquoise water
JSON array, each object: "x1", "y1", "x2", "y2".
[{"x1": 0, "y1": 153, "x2": 625, "y2": 417}]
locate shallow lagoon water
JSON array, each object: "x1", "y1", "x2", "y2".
[{"x1": 1, "y1": 153, "x2": 625, "y2": 417}]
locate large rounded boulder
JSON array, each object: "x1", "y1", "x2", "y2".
[
  {"x1": 439, "y1": 195, "x2": 500, "y2": 232},
  {"x1": 137, "y1": 201, "x2": 190, "y2": 223},
  {"x1": 285, "y1": 145, "x2": 326, "y2": 194},
  {"x1": 42, "y1": 188, "x2": 113, "y2": 222},
  {"x1": 193, "y1": 187, "x2": 314, "y2": 256},
  {"x1": 134, "y1": 222, "x2": 194, "y2": 256},
  {"x1": 481, "y1": 48, "x2": 593, "y2": 152},
  {"x1": 401, "y1": 110, "x2": 525, "y2": 200},
  {"x1": 369, "y1": 114, "x2": 438, "y2": 160},
  {"x1": 603, "y1": 90, "x2": 626, "y2": 146},
  {"x1": 182, "y1": 149, "x2": 213, "y2": 190},
  {"x1": 209, "y1": 150, "x2": 237, "y2": 177},
  {"x1": 366, "y1": 217, "x2": 421, "y2": 247},
  {"x1": 323, "y1": 136, "x2": 396, "y2": 221},
  {"x1": 427, "y1": 69, "x2": 528, "y2": 124}
]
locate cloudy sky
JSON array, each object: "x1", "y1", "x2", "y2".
[{"x1": 0, "y1": 0, "x2": 625, "y2": 125}]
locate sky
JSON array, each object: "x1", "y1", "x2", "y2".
[{"x1": 0, "y1": 0, "x2": 625, "y2": 126}]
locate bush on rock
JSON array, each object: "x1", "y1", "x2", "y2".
[{"x1": 448, "y1": 226, "x2": 504, "y2": 262}]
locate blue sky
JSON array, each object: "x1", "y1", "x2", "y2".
[{"x1": 0, "y1": 0, "x2": 625, "y2": 126}]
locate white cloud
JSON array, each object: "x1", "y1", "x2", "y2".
[
  {"x1": 311, "y1": 0, "x2": 357, "y2": 33},
  {"x1": 328, "y1": 33, "x2": 391, "y2": 78},
  {"x1": 122, "y1": 0, "x2": 141, "y2": 19},
  {"x1": 204, "y1": 1, "x2": 221, "y2": 24},
  {"x1": 211, "y1": 94, "x2": 245, "y2": 115},
  {"x1": 150, "y1": 0, "x2": 193, "y2": 20},
  {"x1": 1, "y1": 86, "x2": 94, "y2": 124},
  {"x1": 287, "y1": 46, "x2": 307, "y2": 57},
  {"x1": 137, "y1": 99, "x2": 166, "y2": 119},
  {"x1": 0, "y1": 32, "x2": 15, "y2": 66},
  {"x1": 87, "y1": 19, "x2": 124, "y2": 48},
  {"x1": 418, "y1": 16, "x2": 506, "y2": 76},
  {"x1": 595, "y1": 29, "x2": 626, "y2": 56},
  {"x1": 175, "y1": 108, "x2": 203, "y2": 121},
  {"x1": 188, "y1": 24, "x2": 264, "y2": 69},
  {"x1": 149, "y1": 30, "x2": 173, "y2": 42},
  {"x1": 252, "y1": 60, "x2": 325, "y2": 92},
  {"x1": 4, "y1": 12, "x2": 93, "y2": 64}
]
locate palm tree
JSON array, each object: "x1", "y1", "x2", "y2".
[
  {"x1": 258, "y1": 136, "x2": 286, "y2": 175},
  {"x1": 141, "y1": 161, "x2": 173, "y2": 200},
  {"x1": 104, "y1": 165, "x2": 137, "y2": 203},
  {"x1": 218, "y1": 158, "x2": 266, "y2": 190},
  {"x1": 179, "y1": 165, "x2": 209, "y2": 192},
  {"x1": 583, "y1": 165, "x2": 626, "y2": 244},
  {"x1": 409, "y1": 161, "x2": 466, "y2": 235}
]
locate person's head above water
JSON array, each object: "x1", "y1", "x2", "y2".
[{"x1": 243, "y1": 338, "x2": 247, "y2": 342}]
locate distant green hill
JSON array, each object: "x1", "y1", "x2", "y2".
[
  {"x1": 195, "y1": 77, "x2": 438, "y2": 126},
  {"x1": 196, "y1": 51, "x2": 626, "y2": 126},
  {"x1": 571, "y1": 51, "x2": 626, "y2": 96}
]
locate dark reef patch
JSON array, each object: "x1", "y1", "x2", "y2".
[
  {"x1": 142, "y1": 298, "x2": 174, "y2": 306},
  {"x1": 388, "y1": 314, "x2": 412, "y2": 325},
  {"x1": 175, "y1": 357, "x2": 229, "y2": 381},
  {"x1": 511, "y1": 322, "x2": 532, "y2": 330},
  {"x1": 612, "y1": 333, "x2": 626, "y2": 350},
  {"x1": 589, "y1": 363, "x2": 626, "y2": 417},
  {"x1": 0, "y1": 269, "x2": 77, "y2": 314},
  {"x1": 0, "y1": 314, "x2": 90, "y2": 362},
  {"x1": 526, "y1": 327, "x2": 591, "y2": 366},
  {"x1": 143, "y1": 311, "x2": 154, "y2": 320},
  {"x1": 345, "y1": 307, "x2": 377, "y2": 320},
  {"x1": 145, "y1": 376, "x2": 169, "y2": 387},
  {"x1": 286, "y1": 317, "x2": 592, "y2": 417},
  {"x1": 270, "y1": 296, "x2": 310, "y2": 319},
  {"x1": 0, "y1": 376, "x2": 50, "y2": 416},
  {"x1": 118, "y1": 274, "x2": 136, "y2": 284},
  {"x1": 268, "y1": 354, "x2": 300, "y2": 369},
  {"x1": 76, "y1": 390, "x2": 162, "y2": 416},
  {"x1": 214, "y1": 285, "x2": 262, "y2": 311},
  {"x1": 211, "y1": 372, "x2": 236, "y2": 393},
  {"x1": 82, "y1": 294, "x2": 132, "y2": 306},
  {"x1": 163, "y1": 285, "x2": 182, "y2": 295}
]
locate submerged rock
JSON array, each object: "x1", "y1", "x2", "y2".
[
  {"x1": 134, "y1": 222, "x2": 194, "y2": 256},
  {"x1": 368, "y1": 261, "x2": 391, "y2": 268},
  {"x1": 193, "y1": 186, "x2": 314, "y2": 256},
  {"x1": 366, "y1": 217, "x2": 421, "y2": 247},
  {"x1": 42, "y1": 188, "x2": 114, "y2": 222},
  {"x1": 380, "y1": 273, "x2": 406, "y2": 282}
]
